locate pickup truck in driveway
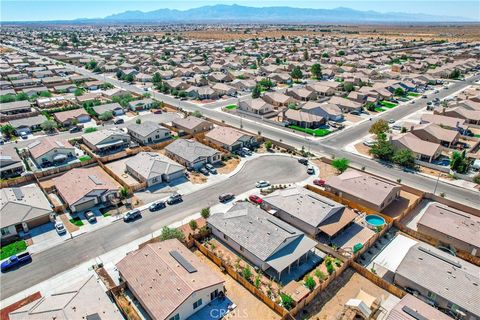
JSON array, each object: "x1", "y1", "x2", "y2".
[{"x1": 1, "y1": 252, "x2": 32, "y2": 272}]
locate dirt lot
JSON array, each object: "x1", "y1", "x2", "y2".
[
  {"x1": 194, "y1": 249, "x2": 280, "y2": 320},
  {"x1": 343, "y1": 113, "x2": 363, "y2": 123},
  {"x1": 418, "y1": 166, "x2": 453, "y2": 180},
  {"x1": 298, "y1": 269, "x2": 399, "y2": 320},
  {"x1": 217, "y1": 157, "x2": 241, "y2": 174},
  {"x1": 189, "y1": 171, "x2": 208, "y2": 184},
  {"x1": 312, "y1": 159, "x2": 339, "y2": 180},
  {"x1": 354, "y1": 142, "x2": 372, "y2": 157}
]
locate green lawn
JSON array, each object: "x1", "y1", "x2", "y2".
[
  {"x1": 225, "y1": 104, "x2": 237, "y2": 110},
  {"x1": 1, "y1": 240, "x2": 27, "y2": 260},
  {"x1": 475, "y1": 134, "x2": 480, "y2": 138},
  {"x1": 407, "y1": 92, "x2": 420, "y2": 97},
  {"x1": 79, "y1": 155, "x2": 92, "y2": 162},
  {"x1": 102, "y1": 213, "x2": 111, "y2": 217},
  {"x1": 289, "y1": 125, "x2": 330, "y2": 137},
  {"x1": 374, "y1": 107, "x2": 385, "y2": 112},
  {"x1": 84, "y1": 127, "x2": 97, "y2": 133},
  {"x1": 69, "y1": 217, "x2": 84, "y2": 227},
  {"x1": 379, "y1": 101, "x2": 398, "y2": 108}
]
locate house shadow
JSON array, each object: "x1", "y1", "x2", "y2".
[{"x1": 145, "y1": 176, "x2": 189, "y2": 193}]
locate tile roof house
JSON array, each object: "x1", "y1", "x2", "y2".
[
  {"x1": 53, "y1": 166, "x2": 120, "y2": 212},
  {"x1": 127, "y1": 121, "x2": 171, "y2": 145},
  {"x1": 325, "y1": 170, "x2": 401, "y2": 212},
  {"x1": 9, "y1": 274, "x2": 123, "y2": 320},
  {"x1": 410, "y1": 123, "x2": 459, "y2": 148},
  {"x1": 171, "y1": 116, "x2": 213, "y2": 135},
  {"x1": 116, "y1": 239, "x2": 225, "y2": 320},
  {"x1": 92, "y1": 102, "x2": 124, "y2": 116},
  {"x1": 238, "y1": 98, "x2": 275, "y2": 115},
  {"x1": 301, "y1": 102, "x2": 343, "y2": 122},
  {"x1": 417, "y1": 203, "x2": 480, "y2": 257},
  {"x1": 262, "y1": 186, "x2": 357, "y2": 238},
  {"x1": 53, "y1": 108, "x2": 91, "y2": 126},
  {"x1": 128, "y1": 98, "x2": 154, "y2": 111},
  {"x1": 9, "y1": 114, "x2": 48, "y2": 135},
  {"x1": 262, "y1": 91, "x2": 296, "y2": 108},
  {"x1": 27, "y1": 136, "x2": 76, "y2": 168},
  {"x1": 437, "y1": 106, "x2": 480, "y2": 125},
  {"x1": 205, "y1": 126, "x2": 256, "y2": 151},
  {"x1": 1, "y1": 183, "x2": 53, "y2": 243},
  {"x1": 420, "y1": 114, "x2": 466, "y2": 130},
  {"x1": 208, "y1": 202, "x2": 318, "y2": 280},
  {"x1": 126, "y1": 152, "x2": 185, "y2": 187},
  {"x1": 0, "y1": 100, "x2": 31, "y2": 115},
  {"x1": 390, "y1": 132, "x2": 442, "y2": 163},
  {"x1": 284, "y1": 109, "x2": 326, "y2": 129},
  {"x1": 82, "y1": 128, "x2": 131, "y2": 154},
  {"x1": 0, "y1": 145, "x2": 24, "y2": 179},
  {"x1": 328, "y1": 96, "x2": 363, "y2": 113},
  {"x1": 394, "y1": 243, "x2": 480, "y2": 320},
  {"x1": 165, "y1": 139, "x2": 221, "y2": 170}
]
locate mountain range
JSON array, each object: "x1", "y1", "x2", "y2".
[{"x1": 95, "y1": 4, "x2": 471, "y2": 23}]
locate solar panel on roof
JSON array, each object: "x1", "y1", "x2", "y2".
[
  {"x1": 0, "y1": 156, "x2": 13, "y2": 161},
  {"x1": 12, "y1": 187, "x2": 24, "y2": 200},
  {"x1": 401, "y1": 306, "x2": 428, "y2": 320},
  {"x1": 169, "y1": 250, "x2": 197, "y2": 273}
]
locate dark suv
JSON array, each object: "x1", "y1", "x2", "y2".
[
  {"x1": 298, "y1": 158, "x2": 308, "y2": 165},
  {"x1": 167, "y1": 194, "x2": 183, "y2": 205}
]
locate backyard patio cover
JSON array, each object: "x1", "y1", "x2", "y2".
[{"x1": 265, "y1": 235, "x2": 317, "y2": 274}]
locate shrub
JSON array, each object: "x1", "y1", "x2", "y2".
[
  {"x1": 254, "y1": 275, "x2": 261, "y2": 288},
  {"x1": 315, "y1": 269, "x2": 327, "y2": 282},
  {"x1": 159, "y1": 226, "x2": 185, "y2": 242},
  {"x1": 188, "y1": 219, "x2": 198, "y2": 232},
  {"x1": 332, "y1": 158, "x2": 349, "y2": 173},
  {"x1": 304, "y1": 276, "x2": 316, "y2": 291},
  {"x1": 280, "y1": 293, "x2": 294, "y2": 310},
  {"x1": 242, "y1": 265, "x2": 252, "y2": 280},
  {"x1": 201, "y1": 207, "x2": 210, "y2": 219},
  {"x1": 264, "y1": 140, "x2": 273, "y2": 150}
]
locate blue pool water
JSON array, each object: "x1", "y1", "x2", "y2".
[{"x1": 365, "y1": 215, "x2": 386, "y2": 227}]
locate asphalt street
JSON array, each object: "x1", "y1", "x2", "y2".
[{"x1": 0, "y1": 155, "x2": 308, "y2": 299}]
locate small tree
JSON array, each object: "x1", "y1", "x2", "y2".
[
  {"x1": 364, "y1": 101, "x2": 376, "y2": 111},
  {"x1": 290, "y1": 66, "x2": 303, "y2": 82},
  {"x1": 332, "y1": 158, "x2": 349, "y2": 173},
  {"x1": 303, "y1": 49, "x2": 309, "y2": 61},
  {"x1": 393, "y1": 149, "x2": 415, "y2": 168},
  {"x1": 369, "y1": 119, "x2": 389, "y2": 135},
  {"x1": 450, "y1": 150, "x2": 469, "y2": 173},
  {"x1": 152, "y1": 72, "x2": 162, "y2": 84},
  {"x1": 124, "y1": 74, "x2": 134, "y2": 83},
  {"x1": 201, "y1": 207, "x2": 210, "y2": 219},
  {"x1": 394, "y1": 87, "x2": 405, "y2": 96},
  {"x1": 119, "y1": 187, "x2": 129, "y2": 199},
  {"x1": 369, "y1": 134, "x2": 395, "y2": 161},
  {"x1": 280, "y1": 293, "x2": 294, "y2": 310},
  {"x1": 254, "y1": 275, "x2": 261, "y2": 288},
  {"x1": 192, "y1": 110, "x2": 202, "y2": 118},
  {"x1": 315, "y1": 269, "x2": 327, "y2": 282},
  {"x1": 337, "y1": 50, "x2": 345, "y2": 56},
  {"x1": 159, "y1": 226, "x2": 185, "y2": 242},
  {"x1": 343, "y1": 82, "x2": 354, "y2": 92},
  {"x1": 252, "y1": 84, "x2": 261, "y2": 98},
  {"x1": 41, "y1": 120, "x2": 57, "y2": 132},
  {"x1": 0, "y1": 124, "x2": 16, "y2": 138},
  {"x1": 99, "y1": 111, "x2": 113, "y2": 121},
  {"x1": 241, "y1": 265, "x2": 252, "y2": 280},
  {"x1": 304, "y1": 276, "x2": 316, "y2": 291},
  {"x1": 264, "y1": 140, "x2": 273, "y2": 150},
  {"x1": 310, "y1": 63, "x2": 322, "y2": 79},
  {"x1": 189, "y1": 219, "x2": 198, "y2": 232},
  {"x1": 136, "y1": 118, "x2": 141, "y2": 124}
]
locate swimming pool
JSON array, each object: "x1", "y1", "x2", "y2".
[{"x1": 365, "y1": 214, "x2": 386, "y2": 229}]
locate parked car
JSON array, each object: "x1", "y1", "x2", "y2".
[
  {"x1": 350, "y1": 110, "x2": 361, "y2": 115},
  {"x1": 313, "y1": 179, "x2": 326, "y2": 187},
  {"x1": 256, "y1": 180, "x2": 270, "y2": 188},
  {"x1": 167, "y1": 194, "x2": 182, "y2": 205},
  {"x1": 123, "y1": 209, "x2": 142, "y2": 222},
  {"x1": 307, "y1": 165, "x2": 315, "y2": 174},
  {"x1": 198, "y1": 167, "x2": 209, "y2": 175},
  {"x1": 85, "y1": 211, "x2": 97, "y2": 223},
  {"x1": 149, "y1": 201, "x2": 166, "y2": 211},
  {"x1": 20, "y1": 132, "x2": 28, "y2": 139},
  {"x1": 1, "y1": 252, "x2": 32, "y2": 272},
  {"x1": 205, "y1": 163, "x2": 217, "y2": 174},
  {"x1": 249, "y1": 195, "x2": 263, "y2": 204},
  {"x1": 363, "y1": 139, "x2": 376, "y2": 147},
  {"x1": 388, "y1": 119, "x2": 395, "y2": 124},
  {"x1": 69, "y1": 126, "x2": 81, "y2": 133},
  {"x1": 298, "y1": 158, "x2": 308, "y2": 165},
  {"x1": 422, "y1": 95, "x2": 427, "y2": 99},
  {"x1": 242, "y1": 147, "x2": 252, "y2": 155},
  {"x1": 219, "y1": 193, "x2": 235, "y2": 203},
  {"x1": 55, "y1": 222, "x2": 66, "y2": 235},
  {"x1": 113, "y1": 117, "x2": 124, "y2": 125}
]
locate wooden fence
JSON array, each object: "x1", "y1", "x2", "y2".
[{"x1": 194, "y1": 239, "x2": 290, "y2": 317}]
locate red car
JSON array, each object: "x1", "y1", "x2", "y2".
[
  {"x1": 313, "y1": 179, "x2": 326, "y2": 187},
  {"x1": 249, "y1": 195, "x2": 263, "y2": 204}
]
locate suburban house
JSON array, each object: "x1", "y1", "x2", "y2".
[
  {"x1": 285, "y1": 88, "x2": 317, "y2": 101},
  {"x1": 238, "y1": 98, "x2": 275, "y2": 115},
  {"x1": 128, "y1": 98, "x2": 154, "y2": 111},
  {"x1": 325, "y1": 170, "x2": 401, "y2": 212},
  {"x1": 390, "y1": 133, "x2": 442, "y2": 163},
  {"x1": 27, "y1": 137, "x2": 76, "y2": 168},
  {"x1": 116, "y1": 239, "x2": 225, "y2": 320},
  {"x1": 82, "y1": 128, "x2": 131, "y2": 154},
  {"x1": 436, "y1": 106, "x2": 480, "y2": 125},
  {"x1": 301, "y1": 102, "x2": 343, "y2": 122},
  {"x1": 9, "y1": 114, "x2": 48, "y2": 135},
  {"x1": 8, "y1": 275, "x2": 123, "y2": 320},
  {"x1": 394, "y1": 243, "x2": 480, "y2": 320},
  {"x1": 284, "y1": 109, "x2": 325, "y2": 129},
  {"x1": 386, "y1": 294, "x2": 452, "y2": 320},
  {"x1": 420, "y1": 114, "x2": 466, "y2": 130},
  {"x1": 1, "y1": 183, "x2": 53, "y2": 243},
  {"x1": 410, "y1": 123, "x2": 459, "y2": 148},
  {"x1": 92, "y1": 102, "x2": 124, "y2": 116},
  {"x1": 306, "y1": 84, "x2": 336, "y2": 96},
  {"x1": 205, "y1": 126, "x2": 257, "y2": 151},
  {"x1": 53, "y1": 108, "x2": 91, "y2": 127},
  {"x1": 172, "y1": 116, "x2": 213, "y2": 135},
  {"x1": 0, "y1": 100, "x2": 32, "y2": 115},
  {"x1": 262, "y1": 92, "x2": 296, "y2": 108},
  {"x1": 328, "y1": 96, "x2": 362, "y2": 113},
  {"x1": 417, "y1": 203, "x2": 480, "y2": 257},
  {"x1": 0, "y1": 145, "x2": 24, "y2": 178},
  {"x1": 165, "y1": 139, "x2": 221, "y2": 170},
  {"x1": 127, "y1": 121, "x2": 171, "y2": 145},
  {"x1": 262, "y1": 186, "x2": 357, "y2": 239},
  {"x1": 126, "y1": 152, "x2": 184, "y2": 186},
  {"x1": 208, "y1": 202, "x2": 318, "y2": 280},
  {"x1": 53, "y1": 166, "x2": 120, "y2": 212}
]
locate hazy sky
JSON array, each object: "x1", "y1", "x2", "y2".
[{"x1": 2, "y1": 0, "x2": 479, "y2": 21}]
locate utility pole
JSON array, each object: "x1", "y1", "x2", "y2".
[{"x1": 433, "y1": 171, "x2": 441, "y2": 194}]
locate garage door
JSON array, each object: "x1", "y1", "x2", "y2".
[{"x1": 74, "y1": 198, "x2": 97, "y2": 212}]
